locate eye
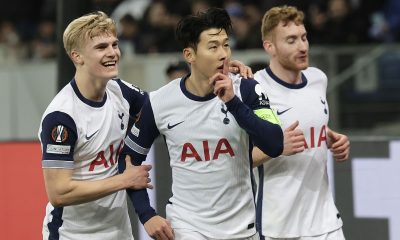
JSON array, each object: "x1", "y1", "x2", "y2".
[
  {"x1": 209, "y1": 45, "x2": 217, "y2": 50},
  {"x1": 287, "y1": 38, "x2": 295, "y2": 44},
  {"x1": 224, "y1": 43, "x2": 230, "y2": 48}
]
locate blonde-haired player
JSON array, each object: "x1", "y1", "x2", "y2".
[{"x1": 39, "y1": 11, "x2": 152, "y2": 239}]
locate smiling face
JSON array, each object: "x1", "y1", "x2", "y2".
[
  {"x1": 188, "y1": 28, "x2": 231, "y2": 79},
  {"x1": 265, "y1": 21, "x2": 309, "y2": 72},
  {"x1": 73, "y1": 33, "x2": 120, "y2": 81}
]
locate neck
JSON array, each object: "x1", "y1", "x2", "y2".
[
  {"x1": 269, "y1": 61, "x2": 302, "y2": 84},
  {"x1": 185, "y1": 69, "x2": 214, "y2": 97},
  {"x1": 74, "y1": 72, "x2": 108, "y2": 102}
]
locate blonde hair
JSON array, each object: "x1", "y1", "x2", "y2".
[
  {"x1": 63, "y1": 11, "x2": 116, "y2": 56},
  {"x1": 261, "y1": 5, "x2": 304, "y2": 41}
]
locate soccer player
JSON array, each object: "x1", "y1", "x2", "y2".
[
  {"x1": 38, "y1": 12, "x2": 153, "y2": 239},
  {"x1": 252, "y1": 5, "x2": 350, "y2": 240},
  {"x1": 119, "y1": 7, "x2": 286, "y2": 240}
]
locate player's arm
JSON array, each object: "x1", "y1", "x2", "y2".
[
  {"x1": 252, "y1": 120, "x2": 305, "y2": 167},
  {"x1": 116, "y1": 79, "x2": 148, "y2": 130},
  {"x1": 41, "y1": 112, "x2": 151, "y2": 207},
  {"x1": 119, "y1": 98, "x2": 174, "y2": 239},
  {"x1": 210, "y1": 59, "x2": 283, "y2": 157}
]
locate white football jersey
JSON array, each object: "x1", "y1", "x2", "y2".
[
  {"x1": 254, "y1": 67, "x2": 343, "y2": 237},
  {"x1": 39, "y1": 79, "x2": 146, "y2": 240},
  {"x1": 124, "y1": 73, "x2": 283, "y2": 239}
]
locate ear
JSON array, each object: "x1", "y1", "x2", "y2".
[
  {"x1": 70, "y1": 50, "x2": 83, "y2": 65},
  {"x1": 263, "y1": 39, "x2": 274, "y2": 55},
  {"x1": 183, "y1": 47, "x2": 195, "y2": 64}
]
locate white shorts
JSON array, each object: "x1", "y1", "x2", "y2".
[
  {"x1": 174, "y1": 228, "x2": 260, "y2": 240},
  {"x1": 263, "y1": 228, "x2": 345, "y2": 240}
]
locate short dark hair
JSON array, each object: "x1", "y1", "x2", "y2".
[{"x1": 175, "y1": 7, "x2": 232, "y2": 51}]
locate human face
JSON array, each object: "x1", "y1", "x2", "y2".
[
  {"x1": 269, "y1": 21, "x2": 309, "y2": 71},
  {"x1": 78, "y1": 33, "x2": 120, "y2": 81},
  {"x1": 191, "y1": 28, "x2": 231, "y2": 79}
]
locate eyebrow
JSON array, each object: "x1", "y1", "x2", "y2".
[
  {"x1": 207, "y1": 37, "x2": 229, "y2": 44},
  {"x1": 93, "y1": 40, "x2": 119, "y2": 48}
]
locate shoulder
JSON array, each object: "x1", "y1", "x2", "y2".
[
  {"x1": 303, "y1": 67, "x2": 327, "y2": 81},
  {"x1": 109, "y1": 78, "x2": 146, "y2": 96},
  {"x1": 150, "y1": 78, "x2": 180, "y2": 100},
  {"x1": 44, "y1": 84, "x2": 75, "y2": 117}
]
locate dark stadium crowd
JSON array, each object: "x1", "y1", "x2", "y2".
[{"x1": 0, "y1": 0, "x2": 399, "y2": 61}]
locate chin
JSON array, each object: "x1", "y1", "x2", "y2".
[{"x1": 106, "y1": 71, "x2": 118, "y2": 79}]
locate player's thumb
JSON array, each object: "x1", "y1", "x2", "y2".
[
  {"x1": 125, "y1": 155, "x2": 133, "y2": 167},
  {"x1": 327, "y1": 127, "x2": 336, "y2": 140},
  {"x1": 285, "y1": 120, "x2": 299, "y2": 132},
  {"x1": 142, "y1": 164, "x2": 152, "y2": 171}
]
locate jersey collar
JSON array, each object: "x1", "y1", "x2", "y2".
[
  {"x1": 70, "y1": 79, "x2": 107, "y2": 107},
  {"x1": 265, "y1": 67, "x2": 307, "y2": 89},
  {"x1": 180, "y1": 74, "x2": 216, "y2": 101}
]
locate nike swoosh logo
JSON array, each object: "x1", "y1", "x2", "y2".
[
  {"x1": 85, "y1": 130, "x2": 99, "y2": 140},
  {"x1": 277, "y1": 108, "x2": 292, "y2": 115},
  {"x1": 167, "y1": 121, "x2": 184, "y2": 129}
]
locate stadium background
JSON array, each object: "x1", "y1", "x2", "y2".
[{"x1": 0, "y1": 0, "x2": 399, "y2": 239}]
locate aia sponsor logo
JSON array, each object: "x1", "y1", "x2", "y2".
[
  {"x1": 304, "y1": 125, "x2": 327, "y2": 149},
  {"x1": 89, "y1": 140, "x2": 124, "y2": 171},
  {"x1": 181, "y1": 138, "x2": 235, "y2": 162}
]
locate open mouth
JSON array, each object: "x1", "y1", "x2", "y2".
[{"x1": 102, "y1": 61, "x2": 117, "y2": 69}]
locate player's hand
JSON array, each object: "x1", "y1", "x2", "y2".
[
  {"x1": 123, "y1": 155, "x2": 153, "y2": 190},
  {"x1": 209, "y1": 59, "x2": 235, "y2": 103},
  {"x1": 327, "y1": 128, "x2": 350, "y2": 162},
  {"x1": 282, "y1": 120, "x2": 305, "y2": 156},
  {"x1": 228, "y1": 60, "x2": 253, "y2": 79},
  {"x1": 144, "y1": 216, "x2": 174, "y2": 240}
]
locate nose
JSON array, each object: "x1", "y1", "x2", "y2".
[
  {"x1": 106, "y1": 45, "x2": 118, "y2": 57},
  {"x1": 298, "y1": 39, "x2": 309, "y2": 52},
  {"x1": 218, "y1": 46, "x2": 230, "y2": 61}
]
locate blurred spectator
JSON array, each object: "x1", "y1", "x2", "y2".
[
  {"x1": 0, "y1": 21, "x2": 25, "y2": 63},
  {"x1": 318, "y1": 0, "x2": 368, "y2": 44},
  {"x1": 30, "y1": 20, "x2": 57, "y2": 60},
  {"x1": 118, "y1": 14, "x2": 140, "y2": 57},
  {"x1": 306, "y1": 0, "x2": 371, "y2": 44},
  {"x1": 165, "y1": 60, "x2": 190, "y2": 82},
  {"x1": 369, "y1": 0, "x2": 400, "y2": 42},
  {"x1": 225, "y1": 1, "x2": 261, "y2": 49},
  {"x1": 111, "y1": 0, "x2": 151, "y2": 24},
  {"x1": 136, "y1": 1, "x2": 180, "y2": 53},
  {"x1": 191, "y1": 0, "x2": 212, "y2": 14}
]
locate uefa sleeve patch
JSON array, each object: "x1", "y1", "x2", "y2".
[
  {"x1": 51, "y1": 125, "x2": 69, "y2": 143},
  {"x1": 46, "y1": 144, "x2": 71, "y2": 154},
  {"x1": 254, "y1": 108, "x2": 281, "y2": 125}
]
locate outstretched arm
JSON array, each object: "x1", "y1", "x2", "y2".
[
  {"x1": 252, "y1": 120, "x2": 305, "y2": 167},
  {"x1": 210, "y1": 59, "x2": 283, "y2": 157},
  {"x1": 44, "y1": 156, "x2": 152, "y2": 207},
  {"x1": 40, "y1": 111, "x2": 151, "y2": 207},
  {"x1": 119, "y1": 97, "x2": 174, "y2": 239}
]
